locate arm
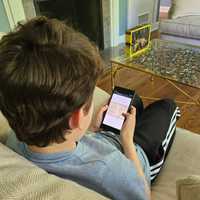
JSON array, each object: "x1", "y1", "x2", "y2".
[
  {"x1": 90, "y1": 104, "x2": 151, "y2": 199},
  {"x1": 120, "y1": 106, "x2": 151, "y2": 199},
  {"x1": 101, "y1": 150, "x2": 150, "y2": 200}
]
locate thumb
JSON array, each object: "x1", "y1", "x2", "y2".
[
  {"x1": 122, "y1": 112, "x2": 128, "y2": 117},
  {"x1": 129, "y1": 106, "x2": 136, "y2": 115},
  {"x1": 122, "y1": 112, "x2": 130, "y2": 119},
  {"x1": 100, "y1": 104, "x2": 108, "y2": 113}
]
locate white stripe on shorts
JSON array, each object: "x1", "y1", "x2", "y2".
[{"x1": 150, "y1": 107, "x2": 180, "y2": 173}]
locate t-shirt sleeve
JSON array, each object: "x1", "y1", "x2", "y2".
[
  {"x1": 101, "y1": 151, "x2": 149, "y2": 200},
  {"x1": 6, "y1": 130, "x2": 24, "y2": 155}
]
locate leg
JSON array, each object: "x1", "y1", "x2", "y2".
[
  {"x1": 132, "y1": 93, "x2": 144, "y2": 122},
  {"x1": 134, "y1": 99, "x2": 181, "y2": 182}
]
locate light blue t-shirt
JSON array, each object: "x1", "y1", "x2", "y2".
[{"x1": 6, "y1": 131, "x2": 150, "y2": 200}]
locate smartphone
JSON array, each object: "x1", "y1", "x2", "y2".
[{"x1": 100, "y1": 86, "x2": 135, "y2": 134}]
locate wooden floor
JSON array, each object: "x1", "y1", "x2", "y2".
[{"x1": 97, "y1": 68, "x2": 200, "y2": 134}]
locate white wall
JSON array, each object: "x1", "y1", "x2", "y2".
[
  {"x1": 111, "y1": 0, "x2": 159, "y2": 46},
  {"x1": 0, "y1": 0, "x2": 10, "y2": 32},
  {"x1": 3, "y1": 0, "x2": 26, "y2": 30},
  {"x1": 128, "y1": 0, "x2": 159, "y2": 29}
]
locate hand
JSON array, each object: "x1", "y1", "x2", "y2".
[
  {"x1": 120, "y1": 106, "x2": 136, "y2": 148},
  {"x1": 89, "y1": 104, "x2": 108, "y2": 132}
]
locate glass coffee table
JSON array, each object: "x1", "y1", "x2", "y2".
[{"x1": 111, "y1": 39, "x2": 200, "y2": 106}]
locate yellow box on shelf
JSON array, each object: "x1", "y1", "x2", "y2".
[{"x1": 125, "y1": 24, "x2": 152, "y2": 57}]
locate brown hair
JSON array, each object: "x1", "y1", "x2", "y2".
[{"x1": 0, "y1": 16, "x2": 103, "y2": 147}]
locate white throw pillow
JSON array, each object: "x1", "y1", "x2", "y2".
[{"x1": 170, "y1": 0, "x2": 200, "y2": 19}]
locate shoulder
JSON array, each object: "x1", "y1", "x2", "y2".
[
  {"x1": 6, "y1": 130, "x2": 25, "y2": 155},
  {"x1": 80, "y1": 133, "x2": 118, "y2": 153},
  {"x1": 74, "y1": 134, "x2": 120, "y2": 164}
]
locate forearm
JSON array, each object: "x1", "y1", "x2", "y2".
[
  {"x1": 123, "y1": 144, "x2": 144, "y2": 177},
  {"x1": 119, "y1": 106, "x2": 151, "y2": 198},
  {"x1": 124, "y1": 144, "x2": 151, "y2": 199}
]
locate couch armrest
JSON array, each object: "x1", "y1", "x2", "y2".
[
  {"x1": 0, "y1": 142, "x2": 110, "y2": 200},
  {"x1": 0, "y1": 112, "x2": 10, "y2": 144},
  {"x1": 176, "y1": 175, "x2": 200, "y2": 200},
  {"x1": 0, "y1": 32, "x2": 5, "y2": 39},
  {"x1": 0, "y1": 33, "x2": 10, "y2": 144},
  {"x1": 93, "y1": 87, "x2": 110, "y2": 117}
]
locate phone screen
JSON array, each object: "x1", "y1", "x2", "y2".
[{"x1": 102, "y1": 93, "x2": 132, "y2": 130}]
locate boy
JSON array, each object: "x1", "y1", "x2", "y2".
[{"x1": 0, "y1": 17, "x2": 180, "y2": 200}]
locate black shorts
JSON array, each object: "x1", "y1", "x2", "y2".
[{"x1": 132, "y1": 95, "x2": 181, "y2": 182}]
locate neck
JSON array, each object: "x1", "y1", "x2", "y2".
[
  {"x1": 28, "y1": 128, "x2": 84, "y2": 154},
  {"x1": 28, "y1": 139, "x2": 77, "y2": 154}
]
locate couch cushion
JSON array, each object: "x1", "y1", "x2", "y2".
[
  {"x1": 176, "y1": 175, "x2": 200, "y2": 200},
  {"x1": 0, "y1": 142, "x2": 109, "y2": 200},
  {"x1": 160, "y1": 15, "x2": 200, "y2": 40},
  {"x1": 169, "y1": 0, "x2": 200, "y2": 19},
  {"x1": 152, "y1": 128, "x2": 200, "y2": 200}
]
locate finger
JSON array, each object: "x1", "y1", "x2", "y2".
[
  {"x1": 101, "y1": 105, "x2": 108, "y2": 112},
  {"x1": 130, "y1": 106, "x2": 136, "y2": 114},
  {"x1": 122, "y1": 112, "x2": 131, "y2": 119},
  {"x1": 122, "y1": 113, "x2": 128, "y2": 117},
  {"x1": 122, "y1": 108, "x2": 135, "y2": 117}
]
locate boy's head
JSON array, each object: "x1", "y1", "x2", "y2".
[{"x1": 0, "y1": 16, "x2": 103, "y2": 147}]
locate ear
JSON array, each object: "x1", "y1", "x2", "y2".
[{"x1": 68, "y1": 109, "x2": 81, "y2": 129}]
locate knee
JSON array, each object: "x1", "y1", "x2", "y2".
[
  {"x1": 159, "y1": 98, "x2": 179, "y2": 116},
  {"x1": 132, "y1": 93, "x2": 144, "y2": 109},
  {"x1": 161, "y1": 98, "x2": 176, "y2": 107}
]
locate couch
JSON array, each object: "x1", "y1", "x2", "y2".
[
  {"x1": 0, "y1": 32, "x2": 200, "y2": 199},
  {"x1": 160, "y1": 0, "x2": 200, "y2": 46},
  {"x1": 0, "y1": 86, "x2": 200, "y2": 200}
]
